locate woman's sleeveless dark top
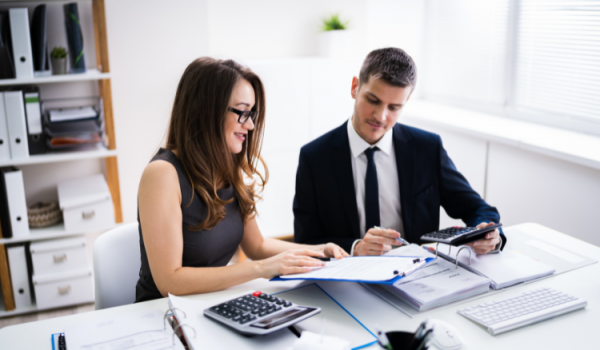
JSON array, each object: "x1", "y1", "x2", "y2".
[{"x1": 135, "y1": 148, "x2": 244, "y2": 302}]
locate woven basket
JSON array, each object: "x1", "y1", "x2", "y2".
[{"x1": 28, "y1": 201, "x2": 62, "y2": 228}]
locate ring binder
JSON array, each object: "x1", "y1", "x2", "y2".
[
  {"x1": 164, "y1": 307, "x2": 186, "y2": 330},
  {"x1": 172, "y1": 324, "x2": 196, "y2": 346},
  {"x1": 434, "y1": 242, "x2": 474, "y2": 269}
]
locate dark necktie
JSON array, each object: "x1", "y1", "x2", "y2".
[{"x1": 364, "y1": 147, "x2": 380, "y2": 231}]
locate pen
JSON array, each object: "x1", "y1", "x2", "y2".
[
  {"x1": 374, "y1": 326, "x2": 393, "y2": 350},
  {"x1": 373, "y1": 226, "x2": 410, "y2": 245},
  {"x1": 393, "y1": 258, "x2": 426, "y2": 276}
]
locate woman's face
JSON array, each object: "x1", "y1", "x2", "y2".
[{"x1": 225, "y1": 78, "x2": 256, "y2": 154}]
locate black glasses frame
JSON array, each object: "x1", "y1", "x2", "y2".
[{"x1": 228, "y1": 107, "x2": 257, "y2": 124}]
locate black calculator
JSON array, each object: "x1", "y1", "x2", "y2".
[
  {"x1": 420, "y1": 223, "x2": 502, "y2": 246},
  {"x1": 203, "y1": 291, "x2": 320, "y2": 336}
]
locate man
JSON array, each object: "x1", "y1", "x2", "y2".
[{"x1": 293, "y1": 47, "x2": 504, "y2": 256}]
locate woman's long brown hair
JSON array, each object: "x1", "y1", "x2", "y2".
[{"x1": 166, "y1": 57, "x2": 268, "y2": 230}]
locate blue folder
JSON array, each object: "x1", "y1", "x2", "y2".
[{"x1": 270, "y1": 256, "x2": 435, "y2": 285}]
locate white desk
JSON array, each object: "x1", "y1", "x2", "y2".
[{"x1": 1, "y1": 223, "x2": 598, "y2": 349}]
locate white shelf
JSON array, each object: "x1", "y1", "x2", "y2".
[
  {"x1": 0, "y1": 301, "x2": 39, "y2": 318},
  {"x1": 0, "y1": 222, "x2": 117, "y2": 245},
  {"x1": 0, "y1": 146, "x2": 117, "y2": 167},
  {"x1": 0, "y1": 69, "x2": 110, "y2": 86}
]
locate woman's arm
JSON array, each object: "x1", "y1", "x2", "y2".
[
  {"x1": 138, "y1": 161, "x2": 334, "y2": 297},
  {"x1": 239, "y1": 217, "x2": 349, "y2": 261}
]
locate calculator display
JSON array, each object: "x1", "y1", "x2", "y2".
[{"x1": 250, "y1": 307, "x2": 317, "y2": 329}]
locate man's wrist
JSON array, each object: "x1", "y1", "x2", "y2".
[{"x1": 350, "y1": 239, "x2": 362, "y2": 256}]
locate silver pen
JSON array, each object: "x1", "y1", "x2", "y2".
[{"x1": 373, "y1": 226, "x2": 410, "y2": 245}]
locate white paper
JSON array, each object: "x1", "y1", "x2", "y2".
[
  {"x1": 65, "y1": 309, "x2": 184, "y2": 350},
  {"x1": 49, "y1": 106, "x2": 97, "y2": 122},
  {"x1": 439, "y1": 244, "x2": 556, "y2": 289},
  {"x1": 525, "y1": 240, "x2": 584, "y2": 264},
  {"x1": 278, "y1": 256, "x2": 423, "y2": 282}
]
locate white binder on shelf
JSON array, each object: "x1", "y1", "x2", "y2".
[
  {"x1": 6, "y1": 245, "x2": 33, "y2": 309},
  {"x1": 3, "y1": 91, "x2": 29, "y2": 159},
  {"x1": 1, "y1": 167, "x2": 30, "y2": 237},
  {"x1": 0, "y1": 92, "x2": 11, "y2": 160},
  {"x1": 8, "y1": 8, "x2": 34, "y2": 79}
]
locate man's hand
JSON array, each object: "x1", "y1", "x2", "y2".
[
  {"x1": 464, "y1": 222, "x2": 500, "y2": 254},
  {"x1": 354, "y1": 227, "x2": 403, "y2": 256}
]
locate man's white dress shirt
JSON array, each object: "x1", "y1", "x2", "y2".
[{"x1": 347, "y1": 119, "x2": 405, "y2": 243}]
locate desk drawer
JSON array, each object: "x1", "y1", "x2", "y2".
[
  {"x1": 63, "y1": 198, "x2": 115, "y2": 233},
  {"x1": 30, "y1": 237, "x2": 89, "y2": 275},
  {"x1": 33, "y1": 269, "x2": 94, "y2": 310}
]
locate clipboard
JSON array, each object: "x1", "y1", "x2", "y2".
[{"x1": 270, "y1": 256, "x2": 435, "y2": 285}]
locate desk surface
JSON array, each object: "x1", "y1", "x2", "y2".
[{"x1": 1, "y1": 223, "x2": 598, "y2": 349}]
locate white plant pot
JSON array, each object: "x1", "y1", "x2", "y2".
[{"x1": 318, "y1": 30, "x2": 351, "y2": 58}]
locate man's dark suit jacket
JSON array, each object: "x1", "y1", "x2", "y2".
[{"x1": 293, "y1": 121, "x2": 505, "y2": 253}]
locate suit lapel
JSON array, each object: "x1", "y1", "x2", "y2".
[
  {"x1": 331, "y1": 122, "x2": 361, "y2": 239},
  {"x1": 393, "y1": 124, "x2": 415, "y2": 238}
]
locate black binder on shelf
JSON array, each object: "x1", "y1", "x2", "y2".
[
  {"x1": 2, "y1": 85, "x2": 46, "y2": 155},
  {"x1": 0, "y1": 168, "x2": 12, "y2": 238},
  {"x1": 31, "y1": 5, "x2": 50, "y2": 74},
  {"x1": 64, "y1": 3, "x2": 86, "y2": 74},
  {"x1": 0, "y1": 11, "x2": 15, "y2": 79}
]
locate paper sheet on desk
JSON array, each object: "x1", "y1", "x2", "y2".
[
  {"x1": 64, "y1": 309, "x2": 184, "y2": 350},
  {"x1": 382, "y1": 244, "x2": 490, "y2": 309},
  {"x1": 275, "y1": 256, "x2": 428, "y2": 283},
  {"x1": 274, "y1": 283, "x2": 378, "y2": 350},
  {"x1": 168, "y1": 293, "x2": 297, "y2": 350},
  {"x1": 438, "y1": 244, "x2": 556, "y2": 289}
]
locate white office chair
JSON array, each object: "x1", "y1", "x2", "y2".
[{"x1": 93, "y1": 222, "x2": 141, "y2": 310}]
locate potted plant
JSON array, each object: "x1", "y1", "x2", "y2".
[
  {"x1": 318, "y1": 14, "x2": 351, "y2": 57},
  {"x1": 50, "y1": 47, "x2": 68, "y2": 75}
]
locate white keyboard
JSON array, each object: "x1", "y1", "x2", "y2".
[{"x1": 458, "y1": 287, "x2": 587, "y2": 335}]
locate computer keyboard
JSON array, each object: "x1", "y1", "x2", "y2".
[
  {"x1": 203, "y1": 291, "x2": 320, "y2": 335},
  {"x1": 457, "y1": 287, "x2": 587, "y2": 335}
]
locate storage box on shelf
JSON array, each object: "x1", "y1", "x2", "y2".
[
  {"x1": 30, "y1": 237, "x2": 94, "y2": 310},
  {"x1": 0, "y1": 0, "x2": 122, "y2": 317}
]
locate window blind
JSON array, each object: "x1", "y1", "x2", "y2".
[
  {"x1": 513, "y1": 0, "x2": 600, "y2": 125},
  {"x1": 423, "y1": 0, "x2": 511, "y2": 106}
]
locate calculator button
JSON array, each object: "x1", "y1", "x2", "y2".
[
  {"x1": 259, "y1": 310, "x2": 268, "y2": 317},
  {"x1": 252, "y1": 291, "x2": 262, "y2": 297},
  {"x1": 283, "y1": 301, "x2": 292, "y2": 307},
  {"x1": 240, "y1": 317, "x2": 251, "y2": 324},
  {"x1": 275, "y1": 305, "x2": 282, "y2": 311},
  {"x1": 232, "y1": 315, "x2": 241, "y2": 322}
]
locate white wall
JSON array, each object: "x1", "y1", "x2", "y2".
[{"x1": 104, "y1": 0, "x2": 425, "y2": 226}]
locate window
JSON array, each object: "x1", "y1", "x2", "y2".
[{"x1": 423, "y1": 0, "x2": 600, "y2": 135}]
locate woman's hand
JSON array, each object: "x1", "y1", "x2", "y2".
[
  {"x1": 257, "y1": 249, "x2": 327, "y2": 279},
  {"x1": 322, "y1": 243, "x2": 350, "y2": 259}
]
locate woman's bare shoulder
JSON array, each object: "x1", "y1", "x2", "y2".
[{"x1": 139, "y1": 160, "x2": 181, "y2": 201}]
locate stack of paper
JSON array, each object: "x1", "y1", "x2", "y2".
[
  {"x1": 380, "y1": 245, "x2": 490, "y2": 311},
  {"x1": 437, "y1": 244, "x2": 556, "y2": 289}
]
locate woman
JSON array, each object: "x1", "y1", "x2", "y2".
[{"x1": 136, "y1": 57, "x2": 348, "y2": 302}]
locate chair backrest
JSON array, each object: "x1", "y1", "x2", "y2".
[{"x1": 93, "y1": 222, "x2": 141, "y2": 310}]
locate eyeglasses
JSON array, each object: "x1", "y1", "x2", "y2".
[{"x1": 228, "y1": 107, "x2": 257, "y2": 124}]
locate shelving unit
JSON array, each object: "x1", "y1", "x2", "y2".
[
  {"x1": 0, "y1": 0, "x2": 122, "y2": 317},
  {"x1": 0, "y1": 68, "x2": 110, "y2": 86}
]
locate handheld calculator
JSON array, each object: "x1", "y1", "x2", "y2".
[
  {"x1": 420, "y1": 223, "x2": 502, "y2": 246},
  {"x1": 203, "y1": 291, "x2": 320, "y2": 336}
]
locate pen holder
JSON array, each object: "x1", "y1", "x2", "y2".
[{"x1": 379, "y1": 331, "x2": 429, "y2": 350}]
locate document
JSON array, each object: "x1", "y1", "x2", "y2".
[
  {"x1": 437, "y1": 244, "x2": 556, "y2": 289},
  {"x1": 274, "y1": 256, "x2": 432, "y2": 284},
  {"x1": 65, "y1": 309, "x2": 184, "y2": 350},
  {"x1": 377, "y1": 244, "x2": 490, "y2": 311}
]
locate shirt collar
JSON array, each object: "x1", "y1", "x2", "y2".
[{"x1": 347, "y1": 118, "x2": 394, "y2": 158}]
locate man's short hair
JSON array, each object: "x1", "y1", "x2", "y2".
[{"x1": 359, "y1": 47, "x2": 417, "y2": 90}]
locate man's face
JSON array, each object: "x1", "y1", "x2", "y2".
[{"x1": 350, "y1": 75, "x2": 412, "y2": 144}]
